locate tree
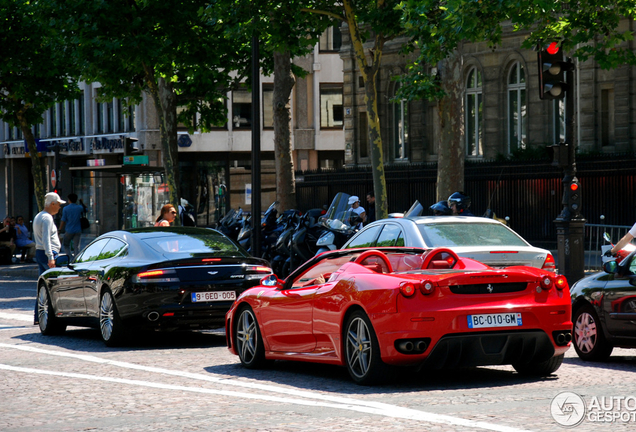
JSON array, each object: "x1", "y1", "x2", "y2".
[
  {"x1": 207, "y1": 0, "x2": 333, "y2": 212},
  {"x1": 52, "y1": 0, "x2": 252, "y2": 223},
  {"x1": 399, "y1": 0, "x2": 636, "y2": 200},
  {"x1": 303, "y1": 1, "x2": 404, "y2": 220},
  {"x1": 0, "y1": 0, "x2": 80, "y2": 210}
]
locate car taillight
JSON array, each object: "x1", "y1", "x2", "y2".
[
  {"x1": 555, "y1": 275, "x2": 567, "y2": 290},
  {"x1": 247, "y1": 265, "x2": 272, "y2": 273},
  {"x1": 420, "y1": 280, "x2": 435, "y2": 295},
  {"x1": 539, "y1": 275, "x2": 553, "y2": 290},
  {"x1": 542, "y1": 253, "x2": 556, "y2": 272},
  {"x1": 399, "y1": 282, "x2": 416, "y2": 297},
  {"x1": 132, "y1": 269, "x2": 179, "y2": 283}
]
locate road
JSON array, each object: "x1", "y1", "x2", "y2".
[{"x1": 1, "y1": 271, "x2": 635, "y2": 432}]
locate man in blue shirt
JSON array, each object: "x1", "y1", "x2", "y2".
[{"x1": 60, "y1": 193, "x2": 86, "y2": 261}]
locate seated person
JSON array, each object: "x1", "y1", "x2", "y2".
[{"x1": 14, "y1": 215, "x2": 36, "y2": 263}]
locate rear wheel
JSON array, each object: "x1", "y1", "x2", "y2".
[
  {"x1": 573, "y1": 304, "x2": 613, "y2": 361},
  {"x1": 235, "y1": 306, "x2": 266, "y2": 369},
  {"x1": 513, "y1": 354, "x2": 564, "y2": 376},
  {"x1": 37, "y1": 285, "x2": 67, "y2": 335},
  {"x1": 99, "y1": 290, "x2": 126, "y2": 347},
  {"x1": 344, "y1": 310, "x2": 388, "y2": 385}
]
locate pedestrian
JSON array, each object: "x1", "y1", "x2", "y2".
[
  {"x1": 347, "y1": 196, "x2": 366, "y2": 229},
  {"x1": 155, "y1": 204, "x2": 177, "y2": 227},
  {"x1": 365, "y1": 192, "x2": 376, "y2": 225},
  {"x1": 0, "y1": 216, "x2": 17, "y2": 256},
  {"x1": 14, "y1": 215, "x2": 36, "y2": 263},
  {"x1": 33, "y1": 192, "x2": 65, "y2": 325},
  {"x1": 59, "y1": 193, "x2": 85, "y2": 261}
]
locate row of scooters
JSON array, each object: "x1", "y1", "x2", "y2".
[{"x1": 216, "y1": 192, "x2": 364, "y2": 278}]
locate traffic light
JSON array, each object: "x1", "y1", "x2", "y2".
[
  {"x1": 563, "y1": 177, "x2": 582, "y2": 219},
  {"x1": 124, "y1": 137, "x2": 141, "y2": 156},
  {"x1": 537, "y1": 42, "x2": 572, "y2": 100}
]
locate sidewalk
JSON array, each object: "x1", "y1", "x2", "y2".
[{"x1": 0, "y1": 262, "x2": 39, "y2": 279}]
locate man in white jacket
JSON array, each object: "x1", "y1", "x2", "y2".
[
  {"x1": 33, "y1": 192, "x2": 65, "y2": 274},
  {"x1": 33, "y1": 192, "x2": 65, "y2": 325}
]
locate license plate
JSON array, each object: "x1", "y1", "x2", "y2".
[
  {"x1": 191, "y1": 291, "x2": 236, "y2": 303},
  {"x1": 467, "y1": 312, "x2": 522, "y2": 329}
]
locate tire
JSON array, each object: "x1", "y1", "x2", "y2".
[
  {"x1": 37, "y1": 284, "x2": 67, "y2": 335},
  {"x1": 235, "y1": 306, "x2": 267, "y2": 369},
  {"x1": 513, "y1": 353, "x2": 564, "y2": 376},
  {"x1": 99, "y1": 290, "x2": 126, "y2": 347},
  {"x1": 344, "y1": 310, "x2": 387, "y2": 385},
  {"x1": 573, "y1": 303, "x2": 614, "y2": 361}
]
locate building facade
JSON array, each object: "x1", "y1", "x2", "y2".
[
  {"x1": 340, "y1": 21, "x2": 636, "y2": 166},
  {"x1": 1, "y1": 28, "x2": 345, "y2": 234}
]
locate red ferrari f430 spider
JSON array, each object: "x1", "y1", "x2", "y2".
[{"x1": 226, "y1": 247, "x2": 572, "y2": 385}]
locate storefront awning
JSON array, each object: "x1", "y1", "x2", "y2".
[{"x1": 69, "y1": 164, "x2": 165, "y2": 176}]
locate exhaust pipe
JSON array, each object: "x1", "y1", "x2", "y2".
[
  {"x1": 416, "y1": 340, "x2": 428, "y2": 352},
  {"x1": 147, "y1": 311, "x2": 160, "y2": 322},
  {"x1": 564, "y1": 332, "x2": 572, "y2": 343},
  {"x1": 397, "y1": 341, "x2": 414, "y2": 352}
]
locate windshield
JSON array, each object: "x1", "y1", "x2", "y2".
[
  {"x1": 417, "y1": 222, "x2": 529, "y2": 247},
  {"x1": 319, "y1": 192, "x2": 357, "y2": 232},
  {"x1": 142, "y1": 231, "x2": 247, "y2": 257}
]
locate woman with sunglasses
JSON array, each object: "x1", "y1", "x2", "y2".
[{"x1": 154, "y1": 204, "x2": 177, "y2": 227}]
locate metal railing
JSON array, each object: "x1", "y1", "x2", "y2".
[{"x1": 584, "y1": 219, "x2": 631, "y2": 272}]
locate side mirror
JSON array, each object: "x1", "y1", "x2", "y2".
[
  {"x1": 261, "y1": 274, "x2": 283, "y2": 288},
  {"x1": 603, "y1": 260, "x2": 618, "y2": 274},
  {"x1": 56, "y1": 255, "x2": 70, "y2": 267}
]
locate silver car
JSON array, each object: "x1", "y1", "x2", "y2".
[{"x1": 342, "y1": 216, "x2": 556, "y2": 271}]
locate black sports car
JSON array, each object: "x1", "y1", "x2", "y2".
[
  {"x1": 37, "y1": 227, "x2": 271, "y2": 346},
  {"x1": 571, "y1": 248, "x2": 636, "y2": 361}
]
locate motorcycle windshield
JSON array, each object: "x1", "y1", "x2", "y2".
[{"x1": 320, "y1": 192, "x2": 356, "y2": 233}]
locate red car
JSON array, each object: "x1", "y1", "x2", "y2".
[{"x1": 225, "y1": 247, "x2": 572, "y2": 385}]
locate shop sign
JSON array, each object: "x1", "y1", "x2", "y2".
[
  {"x1": 58, "y1": 139, "x2": 88, "y2": 156},
  {"x1": 3, "y1": 142, "x2": 27, "y2": 159},
  {"x1": 89, "y1": 136, "x2": 125, "y2": 154}
]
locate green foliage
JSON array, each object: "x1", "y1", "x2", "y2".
[
  {"x1": 0, "y1": 0, "x2": 80, "y2": 127},
  {"x1": 52, "y1": 0, "x2": 251, "y2": 131}
]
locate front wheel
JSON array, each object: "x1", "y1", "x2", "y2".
[
  {"x1": 235, "y1": 306, "x2": 267, "y2": 369},
  {"x1": 344, "y1": 310, "x2": 387, "y2": 385},
  {"x1": 99, "y1": 290, "x2": 126, "y2": 347},
  {"x1": 513, "y1": 354, "x2": 564, "y2": 376},
  {"x1": 38, "y1": 285, "x2": 66, "y2": 335},
  {"x1": 573, "y1": 304, "x2": 613, "y2": 361}
]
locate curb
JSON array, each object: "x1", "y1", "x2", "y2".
[{"x1": 0, "y1": 264, "x2": 39, "y2": 279}]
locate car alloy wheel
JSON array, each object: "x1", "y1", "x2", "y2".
[
  {"x1": 38, "y1": 285, "x2": 66, "y2": 335},
  {"x1": 573, "y1": 304, "x2": 613, "y2": 361},
  {"x1": 344, "y1": 311, "x2": 386, "y2": 385},
  {"x1": 99, "y1": 290, "x2": 125, "y2": 347},
  {"x1": 235, "y1": 307, "x2": 266, "y2": 368}
]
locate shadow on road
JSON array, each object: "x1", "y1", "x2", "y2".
[
  {"x1": 11, "y1": 327, "x2": 227, "y2": 353},
  {"x1": 204, "y1": 359, "x2": 561, "y2": 395}
]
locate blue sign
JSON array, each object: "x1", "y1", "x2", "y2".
[{"x1": 178, "y1": 134, "x2": 192, "y2": 148}]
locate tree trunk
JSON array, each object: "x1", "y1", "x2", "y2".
[
  {"x1": 436, "y1": 49, "x2": 465, "y2": 201},
  {"x1": 343, "y1": 0, "x2": 388, "y2": 219},
  {"x1": 273, "y1": 50, "x2": 297, "y2": 212},
  {"x1": 17, "y1": 107, "x2": 46, "y2": 211},
  {"x1": 145, "y1": 66, "x2": 181, "y2": 225}
]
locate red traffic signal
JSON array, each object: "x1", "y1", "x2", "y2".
[{"x1": 537, "y1": 42, "x2": 572, "y2": 100}]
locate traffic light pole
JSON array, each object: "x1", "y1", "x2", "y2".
[{"x1": 554, "y1": 66, "x2": 585, "y2": 284}]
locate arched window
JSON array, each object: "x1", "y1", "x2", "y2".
[
  {"x1": 507, "y1": 62, "x2": 527, "y2": 152},
  {"x1": 465, "y1": 67, "x2": 483, "y2": 156},
  {"x1": 392, "y1": 82, "x2": 408, "y2": 160}
]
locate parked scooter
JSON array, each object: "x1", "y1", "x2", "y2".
[
  {"x1": 315, "y1": 192, "x2": 361, "y2": 255},
  {"x1": 285, "y1": 208, "x2": 326, "y2": 275},
  {"x1": 216, "y1": 208, "x2": 245, "y2": 241},
  {"x1": 237, "y1": 201, "x2": 281, "y2": 256}
]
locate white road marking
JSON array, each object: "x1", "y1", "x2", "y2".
[
  {"x1": 0, "y1": 312, "x2": 33, "y2": 322},
  {"x1": 0, "y1": 343, "x2": 530, "y2": 432}
]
